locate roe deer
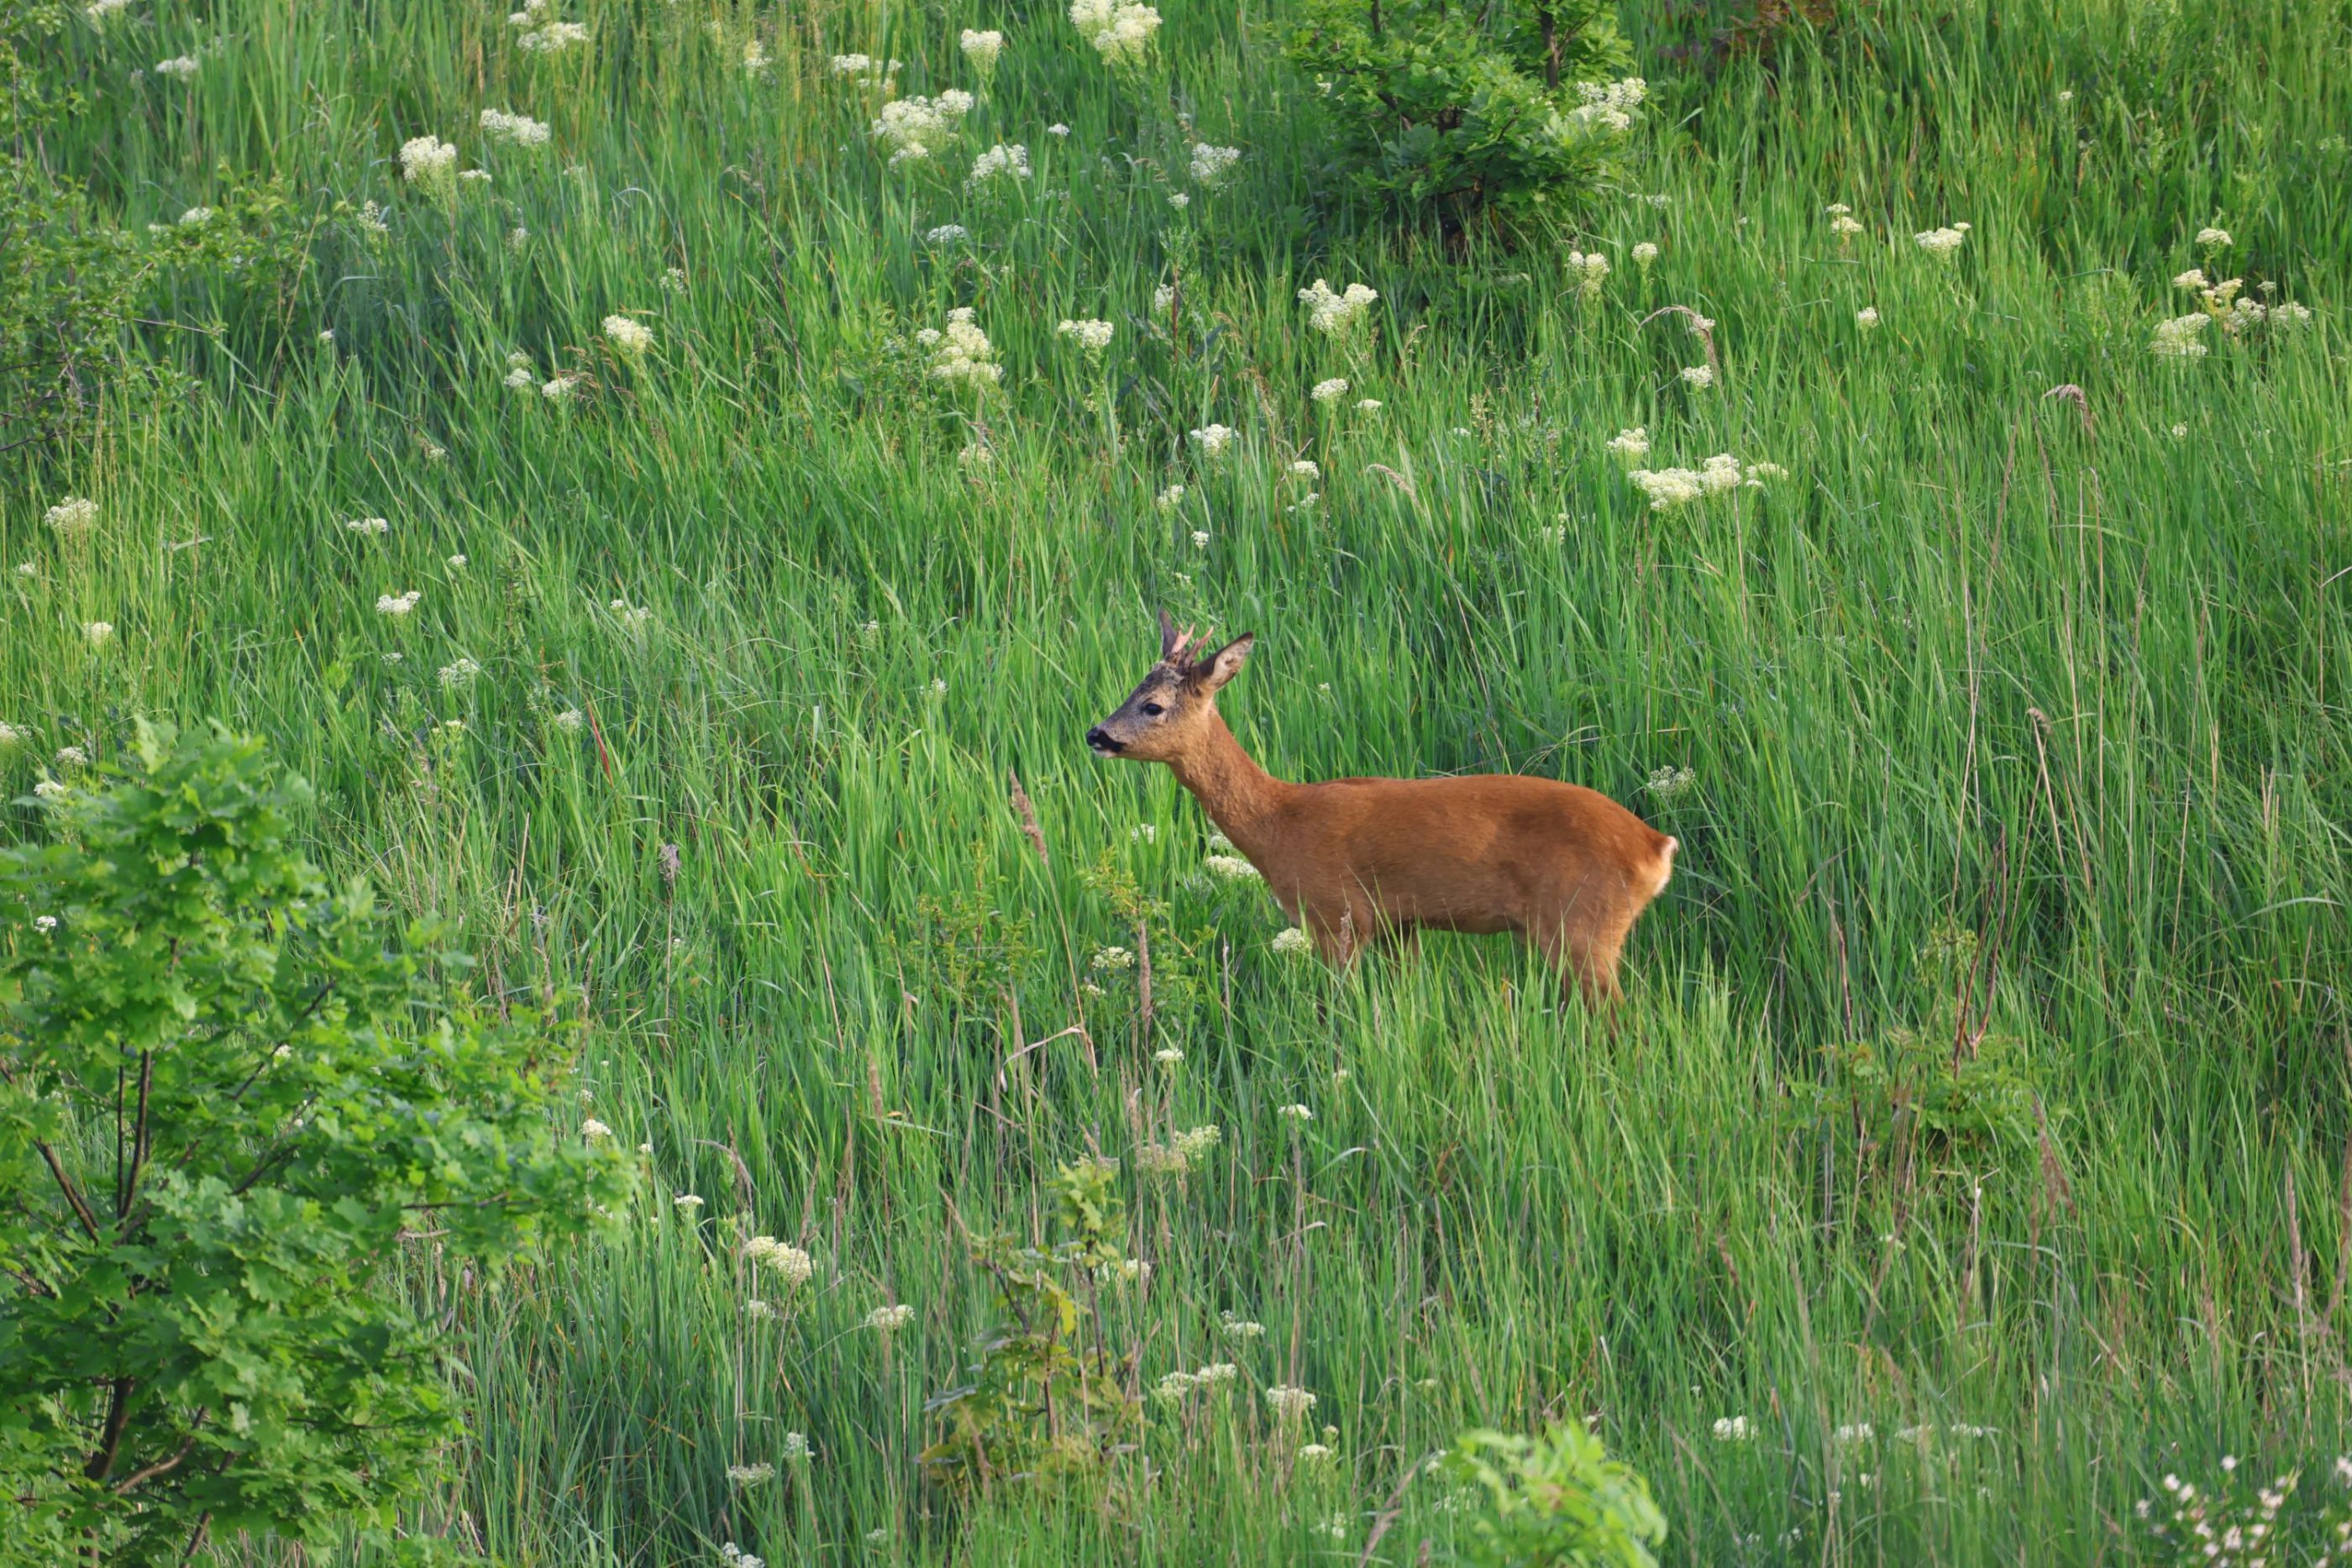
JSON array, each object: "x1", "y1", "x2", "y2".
[{"x1": 1085, "y1": 611, "x2": 1677, "y2": 1003}]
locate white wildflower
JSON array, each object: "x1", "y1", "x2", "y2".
[
  {"x1": 1567, "y1": 76, "x2": 1645, "y2": 134},
  {"x1": 1563, "y1": 249, "x2": 1609, "y2": 298},
  {"x1": 1189, "y1": 423, "x2": 1237, "y2": 458},
  {"x1": 1205, "y1": 853, "x2": 1258, "y2": 879},
  {"x1": 54, "y1": 746, "x2": 87, "y2": 767},
  {"x1": 1310, "y1": 377, "x2": 1350, "y2": 403},
  {"x1": 1297, "y1": 278, "x2": 1379, "y2": 335},
  {"x1": 45, "y1": 497, "x2": 99, "y2": 534},
  {"x1": 1289, "y1": 459, "x2": 1320, "y2": 480},
  {"x1": 725, "y1": 1462, "x2": 775, "y2": 1487},
  {"x1": 1266, "y1": 1386, "x2": 1318, "y2": 1421},
  {"x1": 1057, "y1": 317, "x2": 1114, "y2": 353},
  {"x1": 438, "y1": 657, "x2": 482, "y2": 690},
  {"x1": 1604, "y1": 427, "x2": 1649, "y2": 461},
  {"x1": 744, "y1": 1235, "x2": 816, "y2": 1285},
  {"x1": 968, "y1": 142, "x2": 1031, "y2": 188},
  {"x1": 959, "y1": 28, "x2": 1005, "y2": 69},
  {"x1": 1856, "y1": 306, "x2": 1881, "y2": 328},
  {"x1": 1914, "y1": 226, "x2": 1967, "y2": 256},
  {"x1": 2150, "y1": 313, "x2": 2212, "y2": 359},
  {"x1": 83, "y1": 621, "x2": 114, "y2": 648},
  {"x1": 1070, "y1": 0, "x2": 1161, "y2": 66},
  {"x1": 1631, "y1": 241, "x2": 1659, "y2": 266},
  {"x1": 925, "y1": 307, "x2": 1000, "y2": 387},
  {"x1": 2197, "y1": 227, "x2": 2233, "y2": 251},
  {"x1": 479, "y1": 108, "x2": 552, "y2": 147},
  {"x1": 742, "y1": 39, "x2": 769, "y2": 76},
  {"x1": 345, "y1": 516, "x2": 390, "y2": 537},
  {"x1": 871, "y1": 90, "x2": 974, "y2": 165},
  {"x1": 674, "y1": 1193, "x2": 705, "y2": 1211},
  {"x1": 1354, "y1": 398, "x2": 1381, "y2": 412},
  {"x1": 0, "y1": 722, "x2": 22, "y2": 749},
  {"x1": 553, "y1": 708, "x2": 585, "y2": 732},
  {"x1": 1272, "y1": 926, "x2": 1313, "y2": 956},
  {"x1": 87, "y1": 0, "x2": 133, "y2": 24},
  {"x1": 1091, "y1": 945, "x2": 1135, "y2": 972},
  {"x1": 1712, "y1": 1416, "x2": 1754, "y2": 1441},
  {"x1": 376, "y1": 590, "x2": 422, "y2": 616},
  {"x1": 1276, "y1": 1103, "x2": 1313, "y2": 1122},
  {"x1": 603, "y1": 315, "x2": 654, "y2": 358},
  {"x1": 400, "y1": 135, "x2": 461, "y2": 195},
  {"x1": 178, "y1": 206, "x2": 214, "y2": 227},
  {"x1": 924, "y1": 223, "x2": 969, "y2": 244},
  {"x1": 516, "y1": 19, "x2": 590, "y2": 52},
  {"x1": 867, "y1": 1303, "x2": 916, "y2": 1330},
  {"x1": 1679, "y1": 364, "x2": 1714, "y2": 391},
  {"x1": 1189, "y1": 143, "x2": 1242, "y2": 186},
  {"x1": 581, "y1": 1118, "x2": 612, "y2": 1139},
  {"x1": 154, "y1": 55, "x2": 200, "y2": 80}
]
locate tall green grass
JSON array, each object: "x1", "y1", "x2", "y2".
[{"x1": 12, "y1": 0, "x2": 2352, "y2": 1560}]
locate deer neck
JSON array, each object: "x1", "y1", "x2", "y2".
[{"x1": 1168, "y1": 709, "x2": 1289, "y2": 852}]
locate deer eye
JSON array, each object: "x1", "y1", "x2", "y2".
[{"x1": 1141, "y1": 702, "x2": 1165, "y2": 716}]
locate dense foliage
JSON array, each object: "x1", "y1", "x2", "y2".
[
  {"x1": 0, "y1": 724, "x2": 631, "y2": 1563},
  {"x1": 1282, "y1": 0, "x2": 1635, "y2": 240}
]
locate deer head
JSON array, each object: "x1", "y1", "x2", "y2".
[{"x1": 1085, "y1": 609, "x2": 1255, "y2": 763}]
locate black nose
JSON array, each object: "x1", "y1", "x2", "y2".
[{"x1": 1086, "y1": 726, "x2": 1117, "y2": 753}]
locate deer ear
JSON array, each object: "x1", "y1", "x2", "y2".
[
  {"x1": 1194, "y1": 633, "x2": 1254, "y2": 692},
  {"x1": 1158, "y1": 607, "x2": 1182, "y2": 661}
]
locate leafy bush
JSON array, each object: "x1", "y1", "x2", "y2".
[
  {"x1": 1442, "y1": 1421, "x2": 1667, "y2": 1567},
  {"x1": 0, "y1": 722, "x2": 633, "y2": 1565},
  {"x1": 1281, "y1": 0, "x2": 1639, "y2": 244},
  {"x1": 920, "y1": 1160, "x2": 1142, "y2": 1497},
  {"x1": 1787, "y1": 925, "x2": 2043, "y2": 1186}
]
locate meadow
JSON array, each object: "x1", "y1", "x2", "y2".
[{"x1": 10, "y1": 0, "x2": 2352, "y2": 1559}]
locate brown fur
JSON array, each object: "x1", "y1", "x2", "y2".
[{"x1": 1087, "y1": 615, "x2": 1677, "y2": 1003}]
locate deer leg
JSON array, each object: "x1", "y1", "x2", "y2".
[
  {"x1": 1309, "y1": 905, "x2": 1374, "y2": 969},
  {"x1": 1530, "y1": 918, "x2": 1626, "y2": 1008}
]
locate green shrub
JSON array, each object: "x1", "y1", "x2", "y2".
[
  {"x1": 1280, "y1": 0, "x2": 1639, "y2": 244},
  {"x1": 0, "y1": 722, "x2": 633, "y2": 1565},
  {"x1": 1442, "y1": 1422, "x2": 1667, "y2": 1567}
]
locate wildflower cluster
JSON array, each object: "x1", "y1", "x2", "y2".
[
  {"x1": 743, "y1": 1235, "x2": 815, "y2": 1285},
  {"x1": 1298, "y1": 278, "x2": 1378, "y2": 335},
  {"x1": 1626, "y1": 453, "x2": 1783, "y2": 510},
  {"x1": 959, "y1": 29, "x2": 1005, "y2": 71},
  {"x1": 918, "y1": 308, "x2": 1001, "y2": 387},
  {"x1": 603, "y1": 314, "x2": 654, "y2": 358},
  {"x1": 967, "y1": 142, "x2": 1031, "y2": 189},
  {"x1": 1567, "y1": 77, "x2": 1646, "y2": 134},
  {"x1": 1563, "y1": 249, "x2": 1610, "y2": 300},
  {"x1": 1152, "y1": 1362, "x2": 1241, "y2": 1405},
  {"x1": 510, "y1": 0, "x2": 590, "y2": 53},
  {"x1": 1914, "y1": 223, "x2": 1970, "y2": 257},
  {"x1": 1070, "y1": 0, "x2": 1163, "y2": 66},
  {"x1": 1134, "y1": 1124, "x2": 1222, "y2": 1176},
  {"x1": 1057, "y1": 317, "x2": 1115, "y2": 354},
  {"x1": 1189, "y1": 143, "x2": 1242, "y2": 186},
  {"x1": 480, "y1": 108, "x2": 551, "y2": 147},
  {"x1": 45, "y1": 497, "x2": 98, "y2": 534},
  {"x1": 830, "y1": 54, "x2": 901, "y2": 85},
  {"x1": 871, "y1": 91, "x2": 974, "y2": 166},
  {"x1": 399, "y1": 135, "x2": 460, "y2": 196}
]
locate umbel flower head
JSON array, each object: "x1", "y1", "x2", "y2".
[
  {"x1": 400, "y1": 135, "x2": 460, "y2": 196},
  {"x1": 967, "y1": 143, "x2": 1031, "y2": 189},
  {"x1": 603, "y1": 314, "x2": 654, "y2": 358},
  {"x1": 871, "y1": 91, "x2": 974, "y2": 166},
  {"x1": 1298, "y1": 278, "x2": 1378, "y2": 335},
  {"x1": 959, "y1": 29, "x2": 1005, "y2": 70},
  {"x1": 918, "y1": 308, "x2": 1000, "y2": 388},
  {"x1": 1069, "y1": 0, "x2": 1161, "y2": 66},
  {"x1": 1914, "y1": 223, "x2": 1970, "y2": 257},
  {"x1": 480, "y1": 108, "x2": 551, "y2": 147}
]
